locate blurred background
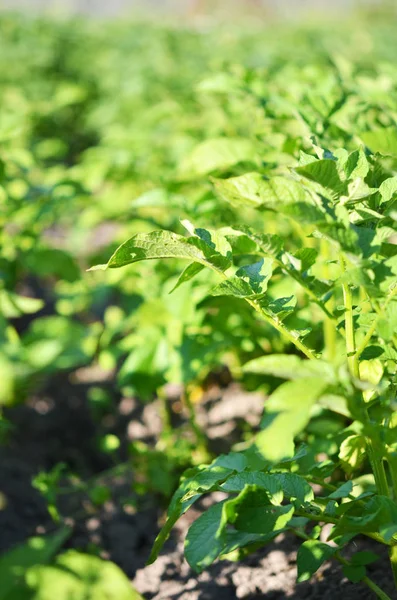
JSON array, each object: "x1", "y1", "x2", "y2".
[
  {"x1": 1, "y1": 0, "x2": 397, "y2": 599},
  {"x1": 0, "y1": 0, "x2": 389, "y2": 18}
]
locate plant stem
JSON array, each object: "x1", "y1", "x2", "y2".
[
  {"x1": 294, "y1": 510, "x2": 387, "y2": 545},
  {"x1": 389, "y1": 545, "x2": 397, "y2": 591},
  {"x1": 247, "y1": 298, "x2": 317, "y2": 360},
  {"x1": 387, "y1": 451, "x2": 397, "y2": 501},
  {"x1": 356, "y1": 284, "x2": 397, "y2": 358},
  {"x1": 362, "y1": 577, "x2": 393, "y2": 600},
  {"x1": 321, "y1": 240, "x2": 336, "y2": 361},
  {"x1": 339, "y1": 256, "x2": 389, "y2": 495},
  {"x1": 366, "y1": 439, "x2": 390, "y2": 497},
  {"x1": 339, "y1": 253, "x2": 359, "y2": 378},
  {"x1": 335, "y1": 552, "x2": 393, "y2": 600},
  {"x1": 214, "y1": 267, "x2": 318, "y2": 360}
]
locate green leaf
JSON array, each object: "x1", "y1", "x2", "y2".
[
  {"x1": 275, "y1": 473, "x2": 314, "y2": 504},
  {"x1": 91, "y1": 230, "x2": 231, "y2": 273},
  {"x1": 26, "y1": 551, "x2": 142, "y2": 599},
  {"x1": 297, "y1": 540, "x2": 336, "y2": 583},
  {"x1": 345, "y1": 148, "x2": 369, "y2": 180},
  {"x1": 296, "y1": 159, "x2": 347, "y2": 199},
  {"x1": 255, "y1": 377, "x2": 327, "y2": 462},
  {"x1": 339, "y1": 435, "x2": 366, "y2": 475},
  {"x1": 350, "y1": 551, "x2": 379, "y2": 566},
  {"x1": 212, "y1": 172, "x2": 270, "y2": 208},
  {"x1": 342, "y1": 564, "x2": 366, "y2": 583},
  {"x1": 180, "y1": 138, "x2": 256, "y2": 179},
  {"x1": 220, "y1": 530, "x2": 277, "y2": 557},
  {"x1": 243, "y1": 354, "x2": 334, "y2": 382},
  {"x1": 234, "y1": 227, "x2": 284, "y2": 257},
  {"x1": 0, "y1": 291, "x2": 44, "y2": 319},
  {"x1": 288, "y1": 248, "x2": 318, "y2": 272},
  {"x1": 379, "y1": 176, "x2": 397, "y2": 204},
  {"x1": 169, "y1": 262, "x2": 204, "y2": 293},
  {"x1": 226, "y1": 485, "x2": 294, "y2": 534},
  {"x1": 148, "y1": 458, "x2": 240, "y2": 564},
  {"x1": 184, "y1": 501, "x2": 228, "y2": 572},
  {"x1": 0, "y1": 528, "x2": 71, "y2": 600},
  {"x1": 328, "y1": 481, "x2": 353, "y2": 500},
  {"x1": 235, "y1": 259, "x2": 273, "y2": 294},
  {"x1": 221, "y1": 472, "x2": 284, "y2": 505},
  {"x1": 211, "y1": 276, "x2": 259, "y2": 298},
  {"x1": 361, "y1": 127, "x2": 397, "y2": 157},
  {"x1": 213, "y1": 173, "x2": 322, "y2": 222},
  {"x1": 330, "y1": 496, "x2": 397, "y2": 542}
]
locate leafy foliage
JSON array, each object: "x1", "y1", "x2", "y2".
[{"x1": 2, "y1": 8, "x2": 397, "y2": 600}]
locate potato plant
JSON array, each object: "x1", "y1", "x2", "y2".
[
  {"x1": 95, "y1": 90, "x2": 397, "y2": 600},
  {"x1": 1, "y1": 8, "x2": 397, "y2": 600}
]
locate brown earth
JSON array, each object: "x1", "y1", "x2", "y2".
[{"x1": 0, "y1": 372, "x2": 396, "y2": 600}]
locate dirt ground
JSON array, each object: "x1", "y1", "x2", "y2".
[{"x1": 1, "y1": 372, "x2": 396, "y2": 600}]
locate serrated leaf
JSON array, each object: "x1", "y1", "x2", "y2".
[{"x1": 297, "y1": 540, "x2": 336, "y2": 582}]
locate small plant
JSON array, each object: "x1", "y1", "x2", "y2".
[{"x1": 94, "y1": 137, "x2": 397, "y2": 597}]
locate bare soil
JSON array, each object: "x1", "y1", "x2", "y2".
[{"x1": 1, "y1": 372, "x2": 396, "y2": 600}]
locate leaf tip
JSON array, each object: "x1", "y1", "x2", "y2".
[{"x1": 87, "y1": 263, "x2": 108, "y2": 272}]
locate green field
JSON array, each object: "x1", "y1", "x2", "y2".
[{"x1": 1, "y1": 8, "x2": 397, "y2": 599}]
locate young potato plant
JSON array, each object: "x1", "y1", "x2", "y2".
[{"x1": 94, "y1": 135, "x2": 397, "y2": 598}]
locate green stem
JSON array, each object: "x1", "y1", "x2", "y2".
[
  {"x1": 339, "y1": 254, "x2": 359, "y2": 378},
  {"x1": 387, "y1": 451, "x2": 397, "y2": 501},
  {"x1": 294, "y1": 510, "x2": 387, "y2": 545},
  {"x1": 335, "y1": 552, "x2": 393, "y2": 600},
  {"x1": 362, "y1": 577, "x2": 393, "y2": 600},
  {"x1": 356, "y1": 284, "x2": 397, "y2": 358},
  {"x1": 321, "y1": 240, "x2": 337, "y2": 361},
  {"x1": 247, "y1": 297, "x2": 317, "y2": 359},
  {"x1": 366, "y1": 438, "x2": 390, "y2": 497},
  {"x1": 274, "y1": 256, "x2": 335, "y2": 320},
  {"x1": 213, "y1": 264, "x2": 318, "y2": 361},
  {"x1": 389, "y1": 545, "x2": 397, "y2": 591}
]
